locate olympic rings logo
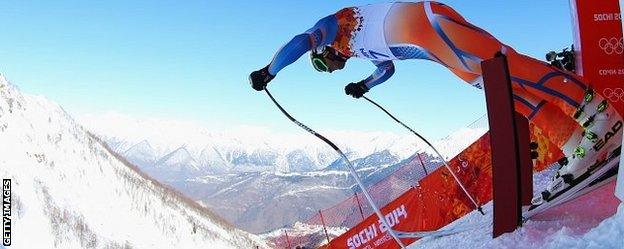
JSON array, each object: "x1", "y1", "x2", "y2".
[
  {"x1": 603, "y1": 88, "x2": 624, "y2": 102},
  {"x1": 598, "y1": 37, "x2": 624, "y2": 55}
]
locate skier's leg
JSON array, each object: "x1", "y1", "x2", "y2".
[
  {"x1": 396, "y1": 2, "x2": 620, "y2": 123},
  {"x1": 501, "y1": 52, "x2": 621, "y2": 167},
  {"x1": 390, "y1": 1, "x2": 623, "y2": 192},
  {"x1": 447, "y1": 67, "x2": 581, "y2": 153},
  {"x1": 511, "y1": 85, "x2": 584, "y2": 155},
  {"x1": 387, "y1": 2, "x2": 590, "y2": 135}
]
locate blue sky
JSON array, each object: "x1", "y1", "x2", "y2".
[{"x1": 0, "y1": 1, "x2": 575, "y2": 139}]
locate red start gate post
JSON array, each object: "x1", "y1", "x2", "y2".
[
  {"x1": 516, "y1": 113, "x2": 533, "y2": 206},
  {"x1": 482, "y1": 52, "x2": 533, "y2": 238}
]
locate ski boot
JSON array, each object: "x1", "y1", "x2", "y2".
[
  {"x1": 532, "y1": 90, "x2": 623, "y2": 205},
  {"x1": 534, "y1": 146, "x2": 586, "y2": 203},
  {"x1": 559, "y1": 88, "x2": 601, "y2": 156},
  {"x1": 565, "y1": 88, "x2": 621, "y2": 169}
]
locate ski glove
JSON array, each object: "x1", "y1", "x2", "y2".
[
  {"x1": 345, "y1": 81, "x2": 369, "y2": 98},
  {"x1": 249, "y1": 65, "x2": 275, "y2": 91}
]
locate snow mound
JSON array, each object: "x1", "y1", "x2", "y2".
[{"x1": 549, "y1": 203, "x2": 624, "y2": 249}]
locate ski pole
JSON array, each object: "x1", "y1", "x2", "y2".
[
  {"x1": 263, "y1": 88, "x2": 407, "y2": 249},
  {"x1": 362, "y1": 96, "x2": 485, "y2": 215}
]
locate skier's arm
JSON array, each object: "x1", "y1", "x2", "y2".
[
  {"x1": 362, "y1": 60, "x2": 395, "y2": 89},
  {"x1": 267, "y1": 15, "x2": 338, "y2": 76},
  {"x1": 345, "y1": 61, "x2": 395, "y2": 98}
]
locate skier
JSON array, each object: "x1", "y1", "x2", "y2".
[{"x1": 249, "y1": 1, "x2": 622, "y2": 204}]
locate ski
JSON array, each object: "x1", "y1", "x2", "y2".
[
  {"x1": 395, "y1": 222, "x2": 490, "y2": 239},
  {"x1": 522, "y1": 146, "x2": 621, "y2": 220}
]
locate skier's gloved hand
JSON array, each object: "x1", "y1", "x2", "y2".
[
  {"x1": 249, "y1": 65, "x2": 275, "y2": 91},
  {"x1": 344, "y1": 81, "x2": 369, "y2": 98}
]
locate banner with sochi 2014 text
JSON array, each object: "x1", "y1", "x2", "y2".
[
  {"x1": 570, "y1": 0, "x2": 624, "y2": 115},
  {"x1": 322, "y1": 126, "x2": 563, "y2": 249}
]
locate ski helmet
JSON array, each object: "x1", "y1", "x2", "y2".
[{"x1": 310, "y1": 46, "x2": 348, "y2": 73}]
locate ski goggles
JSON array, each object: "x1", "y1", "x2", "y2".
[
  {"x1": 311, "y1": 47, "x2": 348, "y2": 73},
  {"x1": 312, "y1": 57, "x2": 330, "y2": 72}
]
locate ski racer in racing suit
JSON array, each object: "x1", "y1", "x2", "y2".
[{"x1": 248, "y1": 1, "x2": 623, "y2": 204}]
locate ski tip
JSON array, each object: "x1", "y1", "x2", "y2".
[{"x1": 477, "y1": 206, "x2": 485, "y2": 215}]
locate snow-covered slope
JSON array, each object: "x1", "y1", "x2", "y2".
[
  {"x1": 121, "y1": 139, "x2": 158, "y2": 168},
  {"x1": 151, "y1": 145, "x2": 202, "y2": 180},
  {"x1": 433, "y1": 127, "x2": 488, "y2": 160},
  {"x1": 0, "y1": 74, "x2": 267, "y2": 248}
]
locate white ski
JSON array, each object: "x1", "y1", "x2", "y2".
[
  {"x1": 523, "y1": 147, "x2": 621, "y2": 220},
  {"x1": 395, "y1": 222, "x2": 490, "y2": 238}
]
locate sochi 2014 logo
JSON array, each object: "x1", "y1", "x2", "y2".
[
  {"x1": 603, "y1": 88, "x2": 624, "y2": 102},
  {"x1": 598, "y1": 37, "x2": 624, "y2": 55}
]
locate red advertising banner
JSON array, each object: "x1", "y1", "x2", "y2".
[
  {"x1": 323, "y1": 127, "x2": 562, "y2": 249},
  {"x1": 571, "y1": 0, "x2": 624, "y2": 115}
]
